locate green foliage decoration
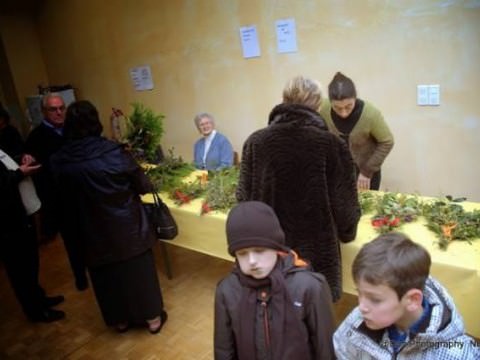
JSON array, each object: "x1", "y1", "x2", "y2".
[
  {"x1": 202, "y1": 167, "x2": 239, "y2": 214},
  {"x1": 125, "y1": 102, "x2": 165, "y2": 162},
  {"x1": 170, "y1": 178, "x2": 206, "y2": 206},
  {"x1": 421, "y1": 196, "x2": 480, "y2": 249},
  {"x1": 369, "y1": 192, "x2": 422, "y2": 234},
  {"x1": 145, "y1": 148, "x2": 195, "y2": 192},
  {"x1": 148, "y1": 158, "x2": 480, "y2": 249},
  {"x1": 358, "y1": 191, "x2": 376, "y2": 214},
  {"x1": 358, "y1": 191, "x2": 480, "y2": 249}
]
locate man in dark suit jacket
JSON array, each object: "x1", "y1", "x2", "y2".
[
  {"x1": 25, "y1": 93, "x2": 88, "y2": 290},
  {"x1": 0, "y1": 145, "x2": 65, "y2": 322},
  {"x1": 25, "y1": 93, "x2": 66, "y2": 240}
]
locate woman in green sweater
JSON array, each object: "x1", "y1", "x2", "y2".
[{"x1": 320, "y1": 72, "x2": 394, "y2": 190}]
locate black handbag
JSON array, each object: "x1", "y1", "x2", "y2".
[{"x1": 143, "y1": 191, "x2": 178, "y2": 240}]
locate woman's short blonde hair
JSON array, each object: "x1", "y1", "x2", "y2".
[{"x1": 282, "y1": 76, "x2": 322, "y2": 110}]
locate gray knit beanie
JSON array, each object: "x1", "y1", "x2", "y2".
[{"x1": 226, "y1": 201, "x2": 288, "y2": 256}]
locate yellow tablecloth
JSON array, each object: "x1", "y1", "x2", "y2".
[{"x1": 142, "y1": 193, "x2": 480, "y2": 338}]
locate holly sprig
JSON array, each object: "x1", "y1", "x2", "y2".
[
  {"x1": 421, "y1": 196, "x2": 480, "y2": 249},
  {"x1": 170, "y1": 179, "x2": 206, "y2": 206},
  {"x1": 360, "y1": 192, "x2": 421, "y2": 234}
]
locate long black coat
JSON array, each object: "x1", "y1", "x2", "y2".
[
  {"x1": 236, "y1": 104, "x2": 361, "y2": 301},
  {"x1": 50, "y1": 136, "x2": 155, "y2": 268},
  {"x1": 25, "y1": 123, "x2": 65, "y2": 236},
  {"x1": 0, "y1": 161, "x2": 29, "y2": 238}
]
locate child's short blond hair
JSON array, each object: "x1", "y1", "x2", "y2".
[{"x1": 352, "y1": 232, "x2": 431, "y2": 299}]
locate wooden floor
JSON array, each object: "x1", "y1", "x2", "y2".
[{"x1": 0, "y1": 238, "x2": 357, "y2": 359}]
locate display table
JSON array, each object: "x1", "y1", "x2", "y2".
[{"x1": 142, "y1": 192, "x2": 480, "y2": 338}]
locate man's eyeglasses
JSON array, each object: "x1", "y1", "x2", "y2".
[{"x1": 46, "y1": 106, "x2": 66, "y2": 112}]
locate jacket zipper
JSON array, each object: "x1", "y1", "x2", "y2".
[{"x1": 260, "y1": 291, "x2": 270, "y2": 352}]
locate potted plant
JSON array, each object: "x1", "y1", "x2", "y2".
[{"x1": 125, "y1": 102, "x2": 165, "y2": 163}]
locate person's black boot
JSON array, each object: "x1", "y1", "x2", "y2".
[
  {"x1": 75, "y1": 277, "x2": 89, "y2": 291},
  {"x1": 28, "y1": 308, "x2": 66, "y2": 323},
  {"x1": 42, "y1": 295, "x2": 65, "y2": 307}
]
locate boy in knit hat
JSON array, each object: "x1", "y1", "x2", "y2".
[
  {"x1": 214, "y1": 201, "x2": 335, "y2": 360},
  {"x1": 334, "y1": 232, "x2": 480, "y2": 359}
]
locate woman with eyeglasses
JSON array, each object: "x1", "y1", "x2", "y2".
[{"x1": 319, "y1": 72, "x2": 394, "y2": 191}]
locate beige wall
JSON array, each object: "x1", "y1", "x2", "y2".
[
  {"x1": 0, "y1": 14, "x2": 49, "y2": 107},
  {"x1": 2, "y1": 0, "x2": 479, "y2": 200},
  {"x1": 0, "y1": 13, "x2": 49, "y2": 135}
]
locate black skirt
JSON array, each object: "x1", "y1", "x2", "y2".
[{"x1": 89, "y1": 249, "x2": 164, "y2": 326}]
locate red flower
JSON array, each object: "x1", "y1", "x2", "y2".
[
  {"x1": 371, "y1": 217, "x2": 386, "y2": 227},
  {"x1": 174, "y1": 190, "x2": 191, "y2": 204},
  {"x1": 201, "y1": 202, "x2": 211, "y2": 215},
  {"x1": 372, "y1": 216, "x2": 401, "y2": 229},
  {"x1": 388, "y1": 217, "x2": 401, "y2": 227}
]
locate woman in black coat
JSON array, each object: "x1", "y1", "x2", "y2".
[
  {"x1": 50, "y1": 100, "x2": 166, "y2": 333},
  {"x1": 236, "y1": 76, "x2": 361, "y2": 302}
]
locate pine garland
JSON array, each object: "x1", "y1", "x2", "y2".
[{"x1": 201, "y1": 168, "x2": 239, "y2": 214}]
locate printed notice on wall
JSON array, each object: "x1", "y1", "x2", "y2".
[
  {"x1": 239, "y1": 25, "x2": 260, "y2": 58},
  {"x1": 130, "y1": 65, "x2": 154, "y2": 91},
  {"x1": 276, "y1": 18, "x2": 297, "y2": 53}
]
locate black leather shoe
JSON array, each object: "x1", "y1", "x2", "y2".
[
  {"x1": 75, "y1": 278, "x2": 89, "y2": 291},
  {"x1": 115, "y1": 323, "x2": 129, "y2": 333},
  {"x1": 43, "y1": 295, "x2": 65, "y2": 308},
  {"x1": 29, "y1": 308, "x2": 66, "y2": 323}
]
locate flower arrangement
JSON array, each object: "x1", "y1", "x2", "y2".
[
  {"x1": 125, "y1": 102, "x2": 165, "y2": 163},
  {"x1": 145, "y1": 148, "x2": 195, "y2": 192},
  {"x1": 168, "y1": 167, "x2": 239, "y2": 215},
  {"x1": 421, "y1": 196, "x2": 480, "y2": 249},
  {"x1": 170, "y1": 178, "x2": 205, "y2": 206},
  {"x1": 201, "y1": 168, "x2": 239, "y2": 214},
  {"x1": 146, "y1": 159, "x2": 480, "y2": 249},
  {"x1": 359, "y1": 191, "x2": 480, "y2": 249},
  {"x1": 369, "y1": 192, "x2": 421, "y2": 233}
]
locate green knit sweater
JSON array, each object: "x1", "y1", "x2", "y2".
[{"x1": 320, "y1": 99, "x2": 394, "y2": 178}]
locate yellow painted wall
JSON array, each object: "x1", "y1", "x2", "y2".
[
  {"x1": 0, "y1": 14, "x2": 48, "y2": 108},
  {"x1": 3, "y1": 0, "x2": 480, "y2": 200},
  {"x1": 0, "y1": 14, "x2": 49, "y2": 134}
]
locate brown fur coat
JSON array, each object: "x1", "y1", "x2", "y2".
[{"x1": 236, "y1": 103, "x2": 361, "y2": 301}]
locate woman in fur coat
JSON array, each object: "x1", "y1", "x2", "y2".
[{"x1": 236, "y1": 76, "x2": 361, "y2": 301}]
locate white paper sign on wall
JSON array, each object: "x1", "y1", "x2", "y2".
[
  {"x1": 239, "y1": 25, "x2": 261, "y2": 59},
  {"x1": 130, "y1": 65, "x2": 154, "y2": 91},
  {"x1": 276, "y1": 18, "x2": 298, "y2": 53}
]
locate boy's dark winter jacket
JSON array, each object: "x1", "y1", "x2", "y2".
[{"x1": 214, "y1": 252, "x2": 336, "y2": 360}]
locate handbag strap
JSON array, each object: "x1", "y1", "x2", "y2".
[{"x1": 152, "y1": 191, "x2": 163, "y2": 206}]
